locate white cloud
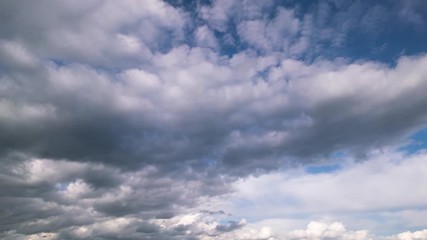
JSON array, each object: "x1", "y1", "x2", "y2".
[
  {"x1": 394, "y1": 229, "x2": 427, "y2": 240},
  {"x1": 287, "y1": 222, "x2": 370, "y2": 240},
  {"x1": 0, "y1": 0, "x2": 187, "y2": 67},
  {"x1": 195, "y1": 25, "x2": 219, "y2": 49},
  {"x1": 222, "y1": 150, "x2": 427, "y2": 234},
  {"x1": 199, "y1": 0, "x2": 237, "y2": 32},
  {"x1": 237, "y1": 7, "x2": 299, "y2": 52}
]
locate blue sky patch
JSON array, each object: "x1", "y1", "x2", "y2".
[
  {"x1": 305, "y1": 164, "x2": 341, "y2": 174},
  {"x1": 400, "y1": 128, "x2": 427, "y2": 154}
]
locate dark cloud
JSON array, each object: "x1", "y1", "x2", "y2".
[
  {"x1": 0, "y1": 158, "x2": 233, "y2": 239},
  {"x1": 215, "y1": 220, "x2": 244, "y2": 232}
]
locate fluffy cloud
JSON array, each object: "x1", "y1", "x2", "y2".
[
  {"x1": 2, "y1": 42, "x2": 427, "y2": 174},
  {"x1": 0, "y1": 0, "x2": 187, "y2": 67},
  {"x1": 237, "y1": 7, "x2": 300, "y2": 52},
  {"x1": 1, "y1": 0, "x2": 427, "y2": 239},
  {"x1": 0, "y1": 157, "x2": 232, "y2": 239},
  {"x1": 393, "y1": 229, "x2": 427, "y2": 240},
  {"x1": 2, "y1": 0, "x2": 427, "y2": 174},
  {"x1": 285, "y1": 222, "x2": 370, "y2": 240},
  {"x1": 221, "y1": 150, "x2": 427, "y2": 236}
]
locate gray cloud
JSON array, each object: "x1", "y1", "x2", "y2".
[{"x1": 0, "y1": 158, "x2": 232, "y2": 239}]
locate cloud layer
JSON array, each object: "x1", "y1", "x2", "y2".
[{"x1": 1, "y1": 0, "x2": 427, "y2": 239}]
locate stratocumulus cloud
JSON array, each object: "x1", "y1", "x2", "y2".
[{"x1": 1, "y1": 0, "x2": 427, "y2": 239}]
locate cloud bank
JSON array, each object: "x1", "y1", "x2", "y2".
[{"x1": 1, "y1": 0, "x2": 427, "y2": 239}]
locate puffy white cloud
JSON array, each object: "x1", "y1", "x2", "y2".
[
  {"x1": 0, "y1": 0, "x2": 187, "y2": 67},
  {"x1": 217, "y1": 150, "x2": 427, "y2": 236},
  {"x1": 195, "y1": 25, "x2": 219, "y2": 49},
  {"x1": 287, "y1": 222, "x2": 370, "y2": 240},
  {"x1": 237, "y1": 7, "x2": 300, "y2": 52},
  {"x1": 394, "y1": 229, "x2": 427, "y2": 240}
]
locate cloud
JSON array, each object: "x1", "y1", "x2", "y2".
[
  {"x1": 221, "y1": 150, "x2": 427, "y2": 235},
  {"x1": 4, "y1": 147, "x2": 427, "y2": 239},
  {"x1": 1, "y1": 0, "x2": 427, "y2": 239},
  {"x1": 237, "y1": 7, "x2": 300, "y2": 52},
  {"x1": 2, "y1": 0, "x2": 427, "y2": 174},
  {"x1": 393, "y1": 229, "x2": 427, "y2": 240},
  {"x1": 0, "y1": 0, "x2": 187, "y2": 67},
  {"x1": 195, "y1": 25, "x2": 219, "y2": 49},
  {"x1": 286, "y1": 222, "x2": 370, "y2": 240},
  {"x1": 2, "y1": 41, "x2": 427, "y2": 174},
  {"x1": 0, "y1": 157, "x2": 232, "y2": 239}
]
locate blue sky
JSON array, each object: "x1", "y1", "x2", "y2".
[{"x1": 0, "y1": 0, "x2": 427, "y2": 239}]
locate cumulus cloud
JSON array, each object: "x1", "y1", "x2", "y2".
[
  {"x1": 393, "y1": 229, "x2": 427, "y2": 240},
  {"x1": 0, "y1": 0, "x2": 187, "y2": 67},
  {"x1": 286, "y1": 222, "x2": 370, "y2": 240},
  {"x1": 2, "y1": 41, "x2": 427, "y2": 174},
  {"x1": 219, "y1": 150, "x2": 427, "y2": 237},
  {"x1": 237, "y1": 7, "x2": 300, "y2": 52},
  {"x1": 1, "y1": 0, "x2": 427, "y2": 239},
  {"x1": 0, "y1": 157, "x2": 231, "y2": 239},
  {"x1": 2, "y1": 0, "x2": 427, "y2": 174}
]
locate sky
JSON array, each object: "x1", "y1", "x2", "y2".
[{"x1": 1, "y1": 0, "x2": 427, "y2": 239}]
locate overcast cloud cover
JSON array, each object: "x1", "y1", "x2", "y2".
[{"x1": 1, "y1": 0, "x2": 427, "y2": 239}]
